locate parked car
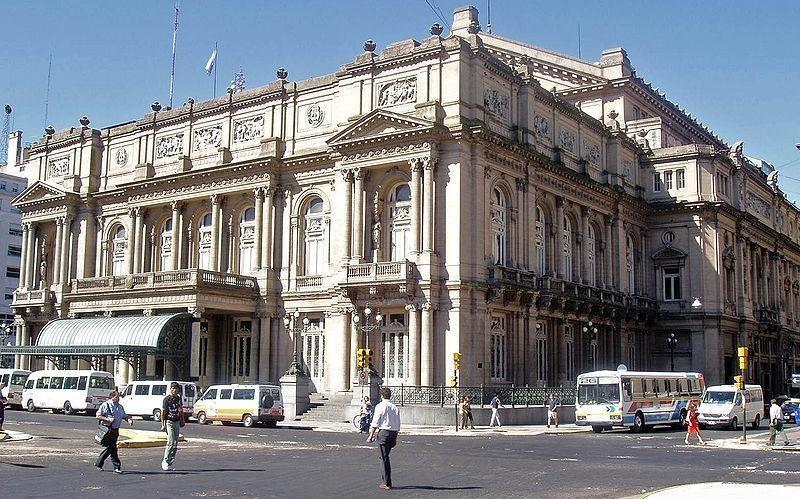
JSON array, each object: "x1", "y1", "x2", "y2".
[
  {"x1": 781, "y1": 399, "x2": 800, "y2": 423},
  {"x1": 697, "y1": 384, "x2": 763, "y2": 430}
]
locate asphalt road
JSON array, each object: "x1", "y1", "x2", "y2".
[{"x1": 2, "y1": 409, "x2": 798, "y2": 498}]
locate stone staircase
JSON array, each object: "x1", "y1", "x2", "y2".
[{"x1": 295, "y1": 392, "x2": 353, "y2": 422}]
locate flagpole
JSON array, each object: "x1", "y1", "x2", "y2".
[
  {"x1": 169, "y1": 0, "x2": 179, "y2": 108},
  {"x1": 213, "y1": 41, "x2": 218, "y2": 98}
]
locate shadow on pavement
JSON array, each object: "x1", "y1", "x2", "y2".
[
  {"x1": 0, "y1": 462, "x2": 47, "y2": 468},
  {"x1": 391, "y1": 486, "x2": 482, "y2": 491},
  {"x1": 120, "y1": 468, "x2": 267, "y2": 475}
]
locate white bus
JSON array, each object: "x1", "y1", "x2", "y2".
[
  {"x1": 575, "y1": 370, "x2": 705, "y2": 433},
  {"x1": 0, "y1": 369, "x2": 31, "y2": 409},
  {"x1": 22, "y1": 370, "x2": 116, "y2": 414}
]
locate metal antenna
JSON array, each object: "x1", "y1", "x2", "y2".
[
  {"x1": 168, "y1": 0, "x2": 179, "y2": 108},
  {"x1": 487, "y1": 0, "x2": 492, "y2": 34},
  {"x1": 44, "y1": 54, "x2": 52, "y2": 129},
  {"x1": 0, "y1": 105, "x2": 11, "y2": 166}
]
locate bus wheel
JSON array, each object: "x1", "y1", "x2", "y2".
[
  {"x1": 591, "y1": 425, "x2": 604, "y2": 433},
  {"x1": 63, "y1": 401, "x2": 75, "y2": 415},
  {"x1": 631, "y1": 412, "x2": 645, "y2": 433},
  {"x1": 26, "y1": 400, "x2": 36, "y2": 412},
  {"x1": 197, "y1": 412, "x2": 208, "y2": 425},
  {"x1": 243, "y1": 414, "x2": 254, "y2": 428},
  {"x1": 729, "y1": 416, "x2": 738, "y2": 431},
  {"x1": 751, "y1": 414, "x2": 761, "y2": 429}
]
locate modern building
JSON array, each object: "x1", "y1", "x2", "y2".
[{"x1": 3, "y1": 6, "x2": 798, "y2": 399}]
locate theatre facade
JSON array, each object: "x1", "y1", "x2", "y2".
[{"x1": 5, "y1": 5, "x2": 799, "y2": 400}]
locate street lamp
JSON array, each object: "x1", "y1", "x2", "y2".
[
  {"x1": 582, "y1": 321, "x2": 598, "y2": 370},
  {"x1": 666, "y1": 332, "x2": 678, "y2": 372},
  {"x1": 283, "y1": 310, "x2": 310, "y2": 376},
  {"x1": 352, "y1": 306, "x2": 383, "y2": 373}
]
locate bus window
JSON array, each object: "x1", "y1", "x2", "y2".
[
  {"x1": 50, "y1": 377, "x2": 64, "y2": 389},
  {"x1": 11, "y1": 373, "x2": 28, "y2": 386},
  {"x1": 233, "y1": 389, "x2": 255, "y2": 400},
  {"x1": 201, "y1": 388, "x2": 218, "y2": 400},
  {"x1": 78, "y1": 376, "x2": 87, "y2": 390},
  {"x1": 123, "y1": 384, "x2": 133, "y2": 396},
  {"x1": 622, "y1": 378, "x2": 633, "y2": 402},
  {"x1": 677, "y1": 379, "x2": 688, "y2": 395},
  {"x1": 664, "y1": 379, "x2": 672, "y2": 395},
  {"x1": 219, "y1": 389, "x2": 232, "y2": 400},
  {"x1": 135, "y1": 384, "x2": 150, "y2": 395},
  {"x1": 184, "y1": 384, "x2": 195, "y2": 397},
  {"x1": 25, "y1": 379, "x2": 34, "y2": 389},
  {"x1": 89, "y1": 376, "x2": 113, "y2": 390},
  {"x1": 632, "y1": 379, "x2": 643, "y2": 398},
  {"x1": 64, "y1": 377, "x2": 79, "y2": 390},
  {"x1": 36, "y1": 377, "x2": 50, "y2": 389}
]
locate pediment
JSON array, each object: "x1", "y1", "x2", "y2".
[
  {"x1": 13, "y1": 180, "x2": 79, "y2": 207},
  {"x1": 651, "y1": 246, "x2": 687, "y2": 260},
  {"x1": 327, "y1": 109, "x2": 434, "y2": 148}
]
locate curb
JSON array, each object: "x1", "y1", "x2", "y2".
[{"x1": 117, "y1": 428, "x2": 186, "y2": 449}]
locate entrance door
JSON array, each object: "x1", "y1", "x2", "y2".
[
  {"x1": 382, "y1": 314, "x2": 409, "y2": 384},
  {"x1": 229, "y1": 319, "x2": 252, "y2": 383},
  {"x1": 302, "y1": 318, "x2": 326, "y2": 392}
]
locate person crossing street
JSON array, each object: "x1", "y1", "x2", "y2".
[
  {"x1": 367, "y1": 387, "x2": 401, "y2": 491},
  {"x1": 160, "y1": 382, "x2": 185, "y2": 471}
]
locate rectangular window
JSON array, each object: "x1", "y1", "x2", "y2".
[
  {"x1": 77, "y1": 376, "x2": 87, "y2": 390},
  {"x1": 36, "y1": 377, "x2": 50, "y2": 389},
  {"x1": 663, "y1": 266, "x2": 682, "y2": 301},
  {"x1": 664, "y1": 171, "x2": 673, "y2": 190},
  {"x1": 4, "y1": 287, "x2": 13, "y2": 301},
  {"x1": 11, "y1": 183, "x2": 18, "y2": 193},
  {"x1": 676, "y1": 169, "x2": 685, "y2": 189},
  {"x1": 134, "y1": 384, "x2": 149, "y2": 395},
  {"x1": 6, "y1": 267, "x2": 19, "y2": 278},
  {"x1": 8, "y1": 226, "x2": 22, "y2": 237},
  {"x1": 718, "y1": 173, "x2": 729, "y2": 196},
  {"x1": 8, "y1": 246, "x2": 21, "y2": 257},
  {"x1": 64, "y1": 377, "x2": 79, "y2": 390},
  {"x1": 201, "y1": 388, "x2": 218, "y2": 400},
  {"x1": 653, "y1": 172, "x2": 662, "y2": 192},
  {"x1": 219, "y1": 389, "x2": 232, "y2": 400},
  {"x1": 151, "y1": 384, "x2": 167, "y2": 396},
  {"x1": 50, "y1": 377, "x2": 64, "y2": 389},
  {"x1": 233, "y1": 388, "x2": 255, "y2": 400}
]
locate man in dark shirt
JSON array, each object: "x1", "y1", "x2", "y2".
[
  {"x1": 160, "y1": 382, "x2": 183, "y2": 471},
  {"x1": 0, "y1": 383, "x2": 7, "y2": 432}
]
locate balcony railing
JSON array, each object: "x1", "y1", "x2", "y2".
[
  {"x1": 296, "y1": 275, "x2": 323, "y2": 289},
  {"x1": 345, "y1": 260, "x2": 411, "y2": 284},
  {"x1": 71, "y1": 269, "x2": 258, "y2": 294},
  {"x1": 12, "y1": 289, "x2": 52, "y2": 307}
]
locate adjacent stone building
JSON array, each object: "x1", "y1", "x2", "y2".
[{"x1": 5, "y1": 6, "x2": 798, "y2": 399}]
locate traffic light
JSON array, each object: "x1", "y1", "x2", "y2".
[
  {"x1": 737, "y1": 346, "x2": 749, "y2": 370},
  {"x1": 365, "y1": 349, "x2": 373, "y2": 367},
  {"x1": 356, "y1": 348, "x2": 366, "y2": 368},
  {"x1": 452, "y1": 352, "x2": 462, "y2": 370},
  {"x1": 733, "y1": 375, "x2": 744, "y2": 390}
]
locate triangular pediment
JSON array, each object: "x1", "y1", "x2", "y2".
[
  {"x1": 327, "y1": 109, "x2": 434, "y2": 147},
  {"x1": 13, "y1": 180, "x2": 78, "y2": 207}
]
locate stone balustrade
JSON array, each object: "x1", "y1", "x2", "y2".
[{"x1": 70, "y1": 269, "x2": 258, "y2": 294}]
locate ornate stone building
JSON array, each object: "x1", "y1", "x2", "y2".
[{"x1": 5, "y1": 6, "x2": 798, "y2": 399}]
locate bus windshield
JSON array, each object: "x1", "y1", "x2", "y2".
[
  {"x1": 578, "y1": 383, "x2": 620, "y2": 405},
  {"x1": 702, "y1": 391, "x2": 734, "y2": 404}
]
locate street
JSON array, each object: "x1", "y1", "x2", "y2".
[{"x1": 1, "y1": 409, "x2": 798, "y2": 498}]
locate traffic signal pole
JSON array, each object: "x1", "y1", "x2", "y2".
[{"x1": 738, "y1": 346, "x2": 749, "y2": 444}]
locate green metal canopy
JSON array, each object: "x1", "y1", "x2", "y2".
[{"x1": 0, "y1": 313, "x2": 192, "y2": 358}]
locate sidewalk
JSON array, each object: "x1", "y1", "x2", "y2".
[
  {"x1": 640, "y1": 482, "x2": 800, "y2": 498},
  {"x1": 708, "y1": 425, "x2": 800, "y2": 452},
  {"x1": 278, "y1": 420, "x2": 589, "y2": 436}
]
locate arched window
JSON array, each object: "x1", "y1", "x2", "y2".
[
  {"x1": 626, "y1": 235, "x2": 635, "y2": 294},
  {"x1": 198, "y1": 213, "x2": 212, "y2": 270},
  {"x1": 237, "y1": 208, "x2": 256, "y2": 275},
  {"x1": 491, "y1": 188, "x2": 507, "y2": 266},
  {"x1": 303, "y1": 198, "x2": 326, "y2": 275},
  {"x1": 111, "y1": 226, "x2": 127, "y2": 276},
  {"x1": 587, "y1": 225, "x2": 596, "y2": 286},
  {"x1": 160, "y1": 219, "x2": 173, "y2": 271},
  {"x1": 535, "y1": 207, "x2": 546, "y2": 274},
  {"x1": 563, "y1": 217, "x2": 573, "y2": 281},
  {"x1": 388, "y1": 184, "x2": 411, "y2": 261}
]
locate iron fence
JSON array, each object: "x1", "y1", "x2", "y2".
[{"x1": 384, "y1": 385, "x2": 576, "y2": 408}]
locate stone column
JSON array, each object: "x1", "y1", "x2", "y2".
[
  {"x1": 516, "y1": 179, "x2": 526, "y2": 267},
  {"x1": 53, "y1": 218, "x2": 63, "y2": 284},
  {"x1": 133, "y1": 208, "x2": 144, "y2": 273},
  {"x1": 250, "y1": 317, "x2": 260, "y2": 382},
  {"x1": 409, "y1": 159, "x2": 422, "y2": 255},
  {"x1": 14, "y1": 323, "x2": 22, "y2": 369},
  {"x1": 60, "y1": 216, "x2": 73, "y2": 285},
  {"x1": 210, "y1": 194, "x2": 220, "y2": 272},
  {"x1": 420, "y1": 302, "x2": 434, "y2": 386},
  {"x1": 422, "y1": 158, "x2": 435, "y2": 253},
  {"x1": 406, "y1": 303, "x2": 420, "y2": 385},
  {"x1": 19, "y1": 223, "x2": 29, "y2": 288},
  {"x1": 581, "y1": 207, "x2": 591, "y2": 284},
  {"x1": 127, "y1": 208, "x2": 137, "y2": 274},
  {"x1": 27, "y1": 223, "x2": 38, "y2": 288},
  {"x1": 262, "y1": 187, "x2": 274, "y2": 270},
  {"x1": 21, "y1": 322, "x2": 30, "y2": 370},
  {"x1": 170, "y1": 201, "x2": 180, "y2": 270},
  {"x1": 257, "y1": 314, "x2": 270, "y2": 382},
  {"x1": 253, "y1": 188, "x2": 264, "y2": 269},
  {"x1": 555, "y1": 197, "x2": 565, "y2": 279},
  {"x1": 342, "y1": 170, "x2": 353, "y2": 263},
  {"x1": 352, "y1": 168, "x2": 365, "y2": 262},
  {"x1": 604, "y1": 215, "x2": 614, "y2": 289}
]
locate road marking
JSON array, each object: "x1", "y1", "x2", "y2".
[
  {"x1": 550, "y1": 458, "x2": 580, "y2": 461},
  {"x1": 608, "y1": 456, "x2": 635, "y2": 459}
]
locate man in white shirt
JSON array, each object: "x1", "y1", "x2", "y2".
[
  {"x1": 368, "y1": 387, "x2": 401, "y2": 490},
  {"x1": 768, "y1": 399, "x2": 790, "y2": 446}
]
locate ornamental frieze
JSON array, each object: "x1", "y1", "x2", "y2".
[
  {"x1": 483, "y1": 89, "x2": 509, "y2": 118},
  {"x1": 126, "y1": 171, "x2": 272, "y2": 204},
  {"x1": 533, "y1": 114, "x2": 551, "y2": 141},
  {"x1": 49, "y1": 156, "x2": 70, "y2": 177},
  {"x1": 747, "y1": 193, "x2": 772, "y2": 218},
  {"x1": 156, "y1": 133, "x2": 184, "y2": 159},
  {"x1": 583, "y1": 141, "x2": 601, "y2": 165},
  {"x1": 232, "y1": 116, "x2": 264, "y2": 143},
  {"x1": 193, "y1": 125, "x2": 222, "y2": 151},
  {"x1": 378, "y1": 77, "x2": 417, "y2": 107},
  {"x1": 559, "y1": 128, "x2": 576, "y2": 153},
  {"x1": 340, "y1": 142, "x2": 431, "y2": 164}
]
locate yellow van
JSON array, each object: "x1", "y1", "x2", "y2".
[{"x1": 195, "y1": 384, "x2": 284, "y2": 428}]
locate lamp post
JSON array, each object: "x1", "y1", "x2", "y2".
[
  {"x1": 352, "y1": 306, "x2": 383, "y2": 374},
  {"x1": 582, "y1": 321, "x2": 598, "y2": 370},
  {"x1": 283, "y1": 310, "x2": 309, "y2": 376},
  {"x1": 666, "y1": 332, "x2": 677, "y2": 372},
  {"x1": 0, "y1": 322, "x2": 13, "y2": 368}
]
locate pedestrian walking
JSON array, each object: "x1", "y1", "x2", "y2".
[
  {"x1": 684, "y1": 402, "x2": 706, "y2": 445},
  {"x1": 95, "y1": 390, "x2": 133, "y2": 473},
  {"x1": 460, "y1": 396, "x2": 474, "y2": 429},
  {"x1": 768, "y1": 398, "x2": 790, "y2": 447},
  {"x1": 546, "y1": 395, "x2": 560, "y2": 428},
  {"x1": 160, "y1": 382, "x2": 184, "y2": 471},
  {"x1": 367, "y1": 387, "x2": 401, "y2": 491},
  {"x1": 0, "y1": 383, "x2": 7, "y2": 432},
  {"x1": 489, "y1": 393, "x2": 503, "y2": 427}
]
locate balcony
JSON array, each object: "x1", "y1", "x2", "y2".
[
  {"x1": 337, "y1": 260, "x2": 415, "y2": 297},
  {"x1": 295, "y1": 275, "x2": 323, "y2": 290},
  {"x1": 12, "y1": 288, "x2": 53, "y2": 308},
  {"x1": 71, "y1": 269, "x2": 257, "y2": 294}
]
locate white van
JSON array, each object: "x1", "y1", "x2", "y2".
[
  {"x1": 698, "y1": 384, "x2": 763, "y2": 430},
  {"x1": 195, "y1": 384, "x2": 284, "y2": 427},
  {"x1": 120, "y1": 380, "x2": 197, "y2": 420},
  {"x1": 22, "y1": 370, "x2": 115, "y2": 414},
  {"x1": 0, "y1": 369, "x2": 31, "y2": 409}
]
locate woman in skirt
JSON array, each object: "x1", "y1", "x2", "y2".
[{"x1": 684, "y1": 401, "x2": 707, "y2": 445}]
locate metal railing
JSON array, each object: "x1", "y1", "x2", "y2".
[{"x1": 384, "y1": 384, "x2": 576, "y2": 408}]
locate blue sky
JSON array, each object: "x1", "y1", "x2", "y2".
[{"x1": 1, "y1": 1, "x2": 798, "y2": 197}]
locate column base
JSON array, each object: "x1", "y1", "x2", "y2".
[{"x1": 280, "y1": 374, "x2": 312, "y2": 418}]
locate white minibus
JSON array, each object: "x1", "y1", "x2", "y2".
[
  {"x1": 22, "y1": 370, "x2": 115, "y2": 414},
  {"x1": 576, "y1": 369, "x2": 706, "y2": 433},
  {"x1": 121, "y1": 380, "x2": 197, "y2": 420},
  {"x1": 698, "y1": 384, "x2": 763, "y2": 430},
  {"x1": 0, "y1": 369, "x2": 31, "y2": 409},
  {"x1": 195, "y1": 384, "x2": 284, "y2": 427}
]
